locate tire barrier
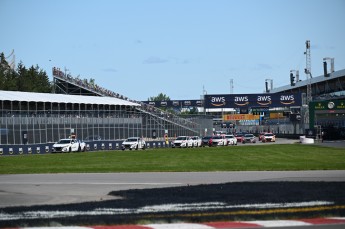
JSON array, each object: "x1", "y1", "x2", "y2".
[{"x1": 0, "y1": 140, "x2": 171, "y2": 155}]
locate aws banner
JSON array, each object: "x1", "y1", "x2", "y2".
[{"x1": 204, "y1": 93, "x2": 301, "y2": 109}]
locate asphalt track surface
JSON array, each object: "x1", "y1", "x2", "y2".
[
  {"x1": 1, "y1": 171, "x2": 345, "y2": 227},
  {"x1": 1, "y1": 171, "x2": 345, "y2": 208}
]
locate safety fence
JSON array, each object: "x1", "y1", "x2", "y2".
[{"x1": 0, "y1": 113, "x2": 205, "y2": 145}]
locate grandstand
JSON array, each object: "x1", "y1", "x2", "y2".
[
  {"x1": 0, "y1": 66, "x2": 210, "y2": 146},
  {"x1": 0, "y1": 89, "x2": 207, "y2": 145},
  {"x1": 52, "y1": 67, "x2": 207, "y2": 132}
]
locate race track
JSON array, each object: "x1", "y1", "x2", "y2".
[{"x1": 1, "y1": 170, "x2": 345, "y2": 207}]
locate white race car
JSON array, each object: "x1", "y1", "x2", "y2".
[
  {"x1": 172, "y1": 136, "x2": 194, "y2": 148},
  {"x1": 191, "y1": 136, "x2": 202, "y2": 147},
  {"x1": 52, "y1": 138, "x2": 86, "y2": 153},
  {"x1": 225, "y1": 134, "x2": 238, "y2": 145},
  {"x1": 122, "y1": 137, "x2": 146, "y2": 150}
]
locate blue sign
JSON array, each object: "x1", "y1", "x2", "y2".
[{"x1": 142, "y1": 100, "x2": 204, "y2": 108}]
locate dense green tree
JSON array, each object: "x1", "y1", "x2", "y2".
[
  {"x1": 0, "y1": 52, "x2": 12, "y2": 90},
  {"x1": 0, "y1": 53, "x2": 6, "y2": 89},
  {"x1": 147, "y1": 93, "x2": 200, "y2": 115},
  {"x1": 148, "y1": 93, "x2": 174, "y2": 113},
  {"x1": 148, "y1": 93, "x2": 170, "y2": 101},
  {"x1": 0, "y1": 52, "x2": 52, "y2": 92},
  {"x1": 16, "y1": 62, "x2": 29, "y2": 91},
  {"x1": 4, "y1": 69, "x2": 18, "y2": 91},
  {"x1": 31, "y1": 65, "x2": 51, "y2": 93}
]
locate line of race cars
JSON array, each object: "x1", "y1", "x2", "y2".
[
  {"x1": 51, "y1": 132, "x2": 276, "y2": 152},
  {"x1": 172, "y1": 132, "x2": 276, "y2": 148},
  {"x1": 52, "y1": 137, "x2": 147, "y2": 153}
]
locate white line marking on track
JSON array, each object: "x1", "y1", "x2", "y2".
[
  {"x1": 328, "y1": 217, "x2": 345, "y2": 220},
  {"x1": 146, "y1": 223, "x2": 214, "y2": 229},
  {"x1": 249, "y1": 220, "x2": 312, "y2": 227}
]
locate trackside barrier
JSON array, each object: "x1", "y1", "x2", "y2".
[{"x1": 0, "y1": 141, "x2": 173, "y2": 156}]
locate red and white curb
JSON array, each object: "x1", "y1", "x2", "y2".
[{"x1": 11, "y1": 217, "x2": 345, "y2": 228}]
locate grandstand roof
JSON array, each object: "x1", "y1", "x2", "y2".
[
  {"x1": 270, "y1": 69, "x2": 345, "y2": 93},
  {"x1": 0, "y1": 90, "x2": 140, "y2": 106}
]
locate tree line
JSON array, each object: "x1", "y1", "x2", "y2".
[{"x1": 0, "y1": 52, "x2": 52, "y2": 93}]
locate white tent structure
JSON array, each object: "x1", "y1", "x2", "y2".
[{"x1": 0, "y1": 90, "x2": 140, "y2": 106}]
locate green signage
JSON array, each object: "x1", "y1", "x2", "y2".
[
  {"x1": 313, "y1": 101, "x2": 345, "y2": 110},
  {"x1": 309, "y1": 100, "x2": 345, "y2": 129}
]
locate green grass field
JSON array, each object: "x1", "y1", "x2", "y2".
[{"x1": 1, "y1": 144, "x2": 344, "y2": 174}]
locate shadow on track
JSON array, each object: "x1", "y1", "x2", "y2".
[{"x1": 1, "y1": 182, "x2": 345, "y2": 227}]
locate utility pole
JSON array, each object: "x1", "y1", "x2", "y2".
[
  {"x1": 229, "y1": 79, "x2": 234, "y2": 94},
  {"x1": 304, "y1": 40, "x2": 312, "y2": 105},
  {"x1": 5, "y1": 49, "x2": 15, "y2": 70},
  {"x1": 265, "y1": 79, "x2": 273, "y2": 92},
  {"x1": 303, "y1": 40, "x2": 312, "y2": 128},
  {"x1": 202, "y1": 85, "x2": 207, "y2": 116}
]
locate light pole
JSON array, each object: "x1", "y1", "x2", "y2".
[
  {"x1": 229, "y1": 79, "x2": 234, "y2": 94},
  {"x1": 265, "y1": 79, "x2": 273, "y2": 93},
  {"x1": 323, "y1": 57, "x2": 334, "y2": 77},
  {"x1": 289, "y1": 70, "x2": 299, "y2": 86}
]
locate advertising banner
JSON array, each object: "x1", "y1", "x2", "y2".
[
  {"x1": 142, "y1": 100, "x2": 204, "y2": 108},
  {"x1": 223, "y1": 114, "x2": 260, "y2": 121},
  {"x1": 204, "y1": 93, "x2": 301, "y2": 109}
]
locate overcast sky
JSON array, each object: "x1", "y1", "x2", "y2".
[{"x1": 1, "y1": 0, "x2": 344, "y2": 101}]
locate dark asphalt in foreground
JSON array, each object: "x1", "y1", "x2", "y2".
[{"x1": 1, "y1": 181, "x2": 345, "y2": 227}]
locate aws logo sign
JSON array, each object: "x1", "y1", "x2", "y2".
[
  {"x1": 210, "y1": 97, "x2": 226, "y2": 107},
  {"x1": 280, "y1": 95, "x2": 295, "y2": 105},
  {"x1": 234, "y1": 96, "x2": 249, "y2": 106},
  {"x1": 257, "y1": 95, "x2": 272, "y2": 106}
]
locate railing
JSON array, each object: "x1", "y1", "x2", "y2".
[{"x1": 53, "y1": 70, "x2": 201, "y2": 133}]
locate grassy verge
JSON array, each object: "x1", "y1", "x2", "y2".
[{"x1": 0, "y1": 144, "x2": 344, "y2": 174}]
